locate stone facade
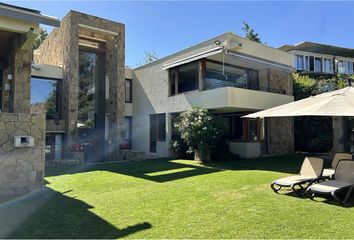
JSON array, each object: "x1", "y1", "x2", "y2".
[
  {"x1": 267, "y1": 117, "x2": 294, "y2": 155},
  {"x1": 34, "y1": 11, "x2": 125, "y2": 161},
  {"x1": 1, "y1": 34, "x2": 32, "y2": 113},
  {"x1": 0, "y1": 113, "x2": 45, "y2": 202},
  {"x1": 268, "y1": 69, "x2": 293, "y2": 96}
]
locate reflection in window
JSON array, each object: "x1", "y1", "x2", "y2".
[
  {"x1": 295, "y1": 54, "x2": 304, "y2": 70},
  {"x1": 79, "y1": 52, "x2": 97, "y2": 128},
  {"x1": 338, "y1": 60, "x2": 345, "y2": 74},
  {"x1": 314, "y1": 57, "x2": 322, "y2": 72},
  {"x1": 169, "y1": 62, "x2": 199, "y2": 95},
  {"x1": 31, "y1": 77, "x2": 60, "y2": 118},
  {"x1": 205, "y1": 62, "x2": 258, "y2": 90},
  {"x1": 323, "y1": 58, "x2": 332, "y2": 73}
]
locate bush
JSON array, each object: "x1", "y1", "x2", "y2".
[{"x1": 173, "y1": 107, "x2": 225, "y2": 161}]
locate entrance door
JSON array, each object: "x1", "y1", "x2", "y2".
[{"x1": 45, "y1": 133, "x2": 63, "y2": 161}]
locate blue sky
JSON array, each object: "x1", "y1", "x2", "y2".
[{"x1": 5, "y1": 1, "x2": 354, "y2": 67}]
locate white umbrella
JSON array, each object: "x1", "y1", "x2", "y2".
[{"x1": 244, "y1": 86, "x2": 354, "y2": 118}]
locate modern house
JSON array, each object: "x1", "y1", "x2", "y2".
[
  {"x1": 132, "y1": 33, "x2": 295, "y2": 158},
  {"x1": 0, "y1": 3, "x2": 59, "y2": 201},
  {"x1": 279, "y1": 41, "x2": 354, "y2": 76}
]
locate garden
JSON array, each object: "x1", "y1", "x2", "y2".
[{"x1": 1, "y1": 154, "x2": 354, "y2": 239}]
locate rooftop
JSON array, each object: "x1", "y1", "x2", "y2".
[{"x1": 279, "y1": 41, "x2": 354, "y2": 58}]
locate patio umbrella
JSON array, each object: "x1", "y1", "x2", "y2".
[{"x1": 244, "y1": 86, "x2": 354, "y2": 118}]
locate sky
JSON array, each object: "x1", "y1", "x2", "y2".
[{"x1": 4, "y1": 1, "x2": 354, "y2": 67}]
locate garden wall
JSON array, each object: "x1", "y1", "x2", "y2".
[{"x1": 0, "y1": 113, "x2": 46, "y2": 202}]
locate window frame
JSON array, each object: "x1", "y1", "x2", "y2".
[
  {"x1": 125, "y1": 78, "x2": 132, "y2": 103},
  {"x1": 31, "y1": 75, "x2": 62, "y2": 119}
]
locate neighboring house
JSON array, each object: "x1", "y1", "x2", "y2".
[
  {"x1": 280, "y1": 41, "x2": 354, "y2": 153},
  {"x1": 132, "y1": 32, "x2": 295, "y2": 158},
  {"x1": 32, "y1": 11, "x2": 126, "y2": 163},
  {"x1": 0, "y1": 3, "x2": 59, "y2": 201},
  {"x1": 279, "y1": 42, "x2": 354, "y2": 76}
]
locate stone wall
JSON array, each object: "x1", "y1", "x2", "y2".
[
  {"x1": 1, "y1": 34, "x2": 32, "y2": 113},
  {"x1": 0, "y1": 113, "x2": 45, "y2": 202},
  {"x1": 34, "y1": 11, "x2": 125, "y2": 161},
  {"x1": 268, "y1": 69, "x2": 293, "y2": 96},
  {"x1": 267, "y1": 117, "x2": 294, "y2": 155}
]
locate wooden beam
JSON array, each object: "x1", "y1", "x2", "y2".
[{"x1": 199, "y1": 59, "x2": 206, "y2": 91}]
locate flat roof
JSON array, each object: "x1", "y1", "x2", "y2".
[{"x1": 0, "y1": 2, "x2": 60, "y2": 27}]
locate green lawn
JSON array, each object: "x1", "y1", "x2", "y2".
[{"x1": 1, "y1": 154, "x2": 354, "y2": 239}]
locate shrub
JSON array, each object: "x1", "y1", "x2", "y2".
[{"x1": 173, "y1": 107, "x2": 225, "y2": 161}]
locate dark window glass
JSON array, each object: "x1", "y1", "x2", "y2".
[
  {"x1": 248, "y1": 119, "x2": 258, "y2": 142},
  {"x1": 31, "y1": 77, "x2": 61, "y2": 119},
  {"x1": 205, "y1": 62, "x2": 259, "y2": 90},
  {"x1": 125, "y1": 79, "x2": 132, "y2": 103},
  {"x1": 150, "y1": 113, "x2": 166, "y2": 152},
  {"x1": 169, "y1": 62, "x2": 198, "y2": 95},
  {"x1": 309, "y1": 56, "x2": 314, "y2": 71}
]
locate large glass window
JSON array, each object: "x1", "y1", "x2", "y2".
[
  {"x1": 31, "y1": 77, "x2": 61, "y2": 118},
  {"x1": 221, "y1": 115, "x2": 259, "y2": 142},
  {"x1": 295, "y1": 54, "x2": 304, "y2": 70},
  {"x1": 205, "y1": 61, "x2": 258, "y2": 90},
  {"x1": 323, "y1": 58, "x2": 332, "y2": 73},
  {"x1": 347, "y1": 61, "x2": 354, "y2": 75},
  {"x1": 124, "y1": 117, "x2": 132, "y2": 149},
  {"x1": 169, "y1": 61, "x2": 199, "y2": 95},
  {"x1": 338, "y1": 60, "x2": 345, "y2": 74},
  {"x1": 78, "y1": 51, "x2": 97, "y2": 128},
  {"x1": 149, "y1": 113, "x2": 166, "y2": 152},
  {"x1": 314, "y1": 57, "x2": 322, "y2": 72}
]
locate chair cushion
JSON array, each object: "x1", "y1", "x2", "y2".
[
  {"x1": 310, "y1": 180, "x2": 353, "y2": 193},
  {"x1": 274, "y1": 175, "x2": 314, "y2": 187}
]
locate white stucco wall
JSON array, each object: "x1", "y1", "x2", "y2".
[
  {"x1": 131, "y1": 33, "x2": 293, "y2": 157},
  {"x1": 229, "y1": 142, "x2": 261, "y2": 158}
]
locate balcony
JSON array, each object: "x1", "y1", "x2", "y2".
[{"x1": 167, "y1": 86, "x2": 294, "y2": 113}]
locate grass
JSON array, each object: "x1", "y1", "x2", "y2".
[{"x1": 1, "y1": 154, "x2": 354, "y2": 239}]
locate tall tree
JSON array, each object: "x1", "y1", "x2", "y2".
[
  {"x1": 32, "y1": 27, "x2": 48, "y2": 51},
  {"x1": 242, "y1": 21, "x2": 262, "y2": 43}
]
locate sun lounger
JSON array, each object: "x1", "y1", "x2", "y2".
[
  {"x1": 306, "y1": 160, "x2": 354, "y2": 204},
  {"x1": 271, "y1": 157, "x2": 324, "y2": 196},
  {"x1": 322, "y1": 153, "x2": 352, "y2": 179}
]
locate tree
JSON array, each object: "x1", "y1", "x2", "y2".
[
  {"x1": 137, "y1": 50, "x2": 159, "y2": 66},
  {"x1": 242, "y1": 21, "x2": 262, "y2": 43},
  {"x1": 32, "y1": 27, "x2": 48, "y2": 51},
  {"x1": 173, "y1": 107, "x2": 225, "y2": 163}
]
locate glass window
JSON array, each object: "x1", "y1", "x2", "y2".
[
  {"x1": 304, "y1": 56, "x2": 309, "y2": 71},
  {"x1": 150, "y1": 113, "x2": 166, "y2": 152},
  {"x1": 78, "y1": 51, "x2": 97, "y2": 128},
  {"x1": 347, "y1": 61, "x2": 353, "y2": 75},
  {"x1": 295, "y1": 54, "x2": 304, "y2": 70},
  {"x1": 248, "y1": 119, "x2": 258, "y2": 142},
  {"x1": 338, "y1": 60, "x2": 345, "y2": 74},
  {"x1": 31, "y1": 77, "x2": 61, "y2": 118},
  {"x1": 323, "y1": 58, "x2": 332, "y2": 73},
  {"x1": 124, "y1": 117, "x2": 132, "y2": 149},
  {"x1": 205, "y1": 62, "x2": 258, "y2": 90},
  {"x1": 125, "y1": 79, "x2": 132, "y2": 103},
  {"x1": 169, "y1": 62, "x2": 199, "y2": 95},
  {"x1": 309, "y1": 56, "x2": 314, "y2": 71},
  {"x1": 314, "y1": 57, "x2": 322, "y2": 72}
]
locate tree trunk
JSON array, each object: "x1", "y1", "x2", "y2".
[{"x1": 194, "y1": 149, "x2": 211, "y2": 163}]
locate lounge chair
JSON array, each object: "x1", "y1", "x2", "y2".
[
  {"x1": 306, "y1": 160, "x2": 354, "y2": 204},
  {"x1": 322, "y1": 153, "x2": 352, "y2": 179},
  {"x1": 271, "y1": 157, "x2": 324, "y2": 196}
]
